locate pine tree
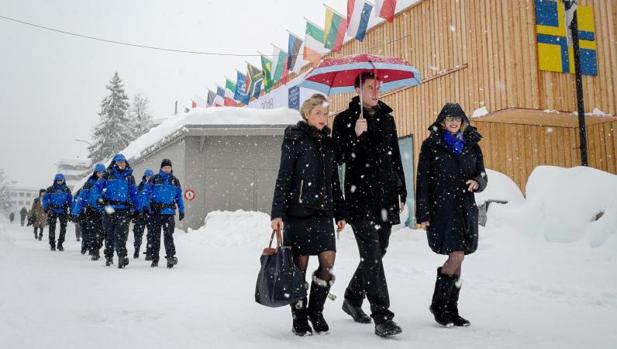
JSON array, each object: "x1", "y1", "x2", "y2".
[
  {"x1": 0, "y1": 169, "x2": 12, "y2": 214},
  {"x1": 88, "y1": 72, "x2": 132, "y2": 164},
  {"x1": 128, "y1": 94, "x2": 153, "y2": 139}
]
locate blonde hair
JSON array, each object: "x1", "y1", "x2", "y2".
[{"x1": 300, "y1": 94, "x2": 329, "y2": 120}]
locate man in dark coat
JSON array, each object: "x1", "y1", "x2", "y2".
[
  {"x1": 332, "y1": 72, "x2": 406, "y2": 338},
  {"x1": 415, "y1": 102, "x2": 487, "y2": 328},
  {"x1": 20, "y1": 207, "x2": 28, "y2": 226}
]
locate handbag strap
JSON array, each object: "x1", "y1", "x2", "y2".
[{"x1": 268, "y1": 229, "x2": 283, "y2": 248}]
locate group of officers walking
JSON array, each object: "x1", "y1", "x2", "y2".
[
  {"x1": 31, "y1": 156, "x2": 185, "y2": 269},
  {"x1": 270, "y1": 72, "x2": 487, "y2": 338}
]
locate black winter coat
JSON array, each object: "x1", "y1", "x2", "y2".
[
  {"x1": 271, "y1": 121, "x2": 346, "y2": 221},
  {"x1": 415, "y1": 114, "x2": 488, "y2": 255},
  {"x1": 332, "y1": 96, "x2": 407, "y2": 225}
]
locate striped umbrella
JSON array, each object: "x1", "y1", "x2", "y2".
[{"x1": 299, "y1": 53, "x2": 421, "y2": 95}]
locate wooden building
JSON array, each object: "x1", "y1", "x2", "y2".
[{"x1": 315, "y1": 0, "x2": 617, "y2": 193}]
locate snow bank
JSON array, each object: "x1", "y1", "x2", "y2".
[
  {"x1": 487, "y1": 166, "x2": 617, "y2": 247},
  {"x1": 186, "y1": 210, "x2": 272, "y2": 247},
  {"x1": 475, "y1": 168, "x2": 525, "y2": 206}
]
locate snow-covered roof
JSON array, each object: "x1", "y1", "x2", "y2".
[
  {"x1": 57, "y1": 158, "x2": 90, "y2": 168},
  {"x1": 121, "y1": 107, "x2": 301, "y2": 162}
]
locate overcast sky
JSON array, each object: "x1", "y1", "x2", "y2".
[{"x1": 0, "y1": 0, "x2": 414, "y2": 188}]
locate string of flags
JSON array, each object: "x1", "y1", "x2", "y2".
[{"x1": 191, "y1": 0, "x2": 398, "y2": 109}]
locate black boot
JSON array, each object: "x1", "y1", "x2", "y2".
[
  {"x1": 105, "y1": 257, "x2": 113, "y2": 266},
  {"x1": 151, "y1": 258, "x2": 158, "y2": 268},
  {"x1": 166, "y1": 256, "x2": 178, "y2": 269},
  {"x1": 430, "y1": 267, "x2": 456, "y2": 327},
  {"x1": 38, "y1": 234, "x2": 42, "y2": 241},
  {"x1": 308, "y1": 272, "x2": 334, "y2": 334},
  {"x1": 342, "y1": 299, "x2": 372, "y2": 324},
  {"x1": 81, "y1": 246, "x2": 87, "y2": 255},
  {"x1": 375, "y1": 319, "x2": 402, "y2": 337},
  {"x1": 91, "y1": 250, "x2": 100, "y2": 261},
  {"x1": 118, "y1": 256, "x2": 129, "y2": 269},
  {"x1": 291, "y1": 298, "x2": 312, "y2": 336},
  {"x1": 50, "y1": 244, "x2": 56, "y2": 251},
  {"x1": 133, "y1": 249, "x2": 139, "y2": 259},
  {"x1": 57, "y1": 243, "x2": 64, "y2": 252},
  {"x1": 449, "y1": 277, "x2": 471, "y2": 327}
]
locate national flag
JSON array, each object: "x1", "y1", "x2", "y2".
[
  {"x1": 193, "y1": 95, "x2": 207, "y2": 108},
  {"x1": 214, "y1": 86, "x2": 225, "y2": 106},
  {"x1": 324, "y1": 6, "x2": 347, "y2": 52},
  {"x1": 224, "y1": 79, "x2": 238, "y2": 106},
  {"x1": 247, "y1": 63, "x2": 263, "y2": 99},
  {"x1": 287, "y1": 32, "x2": 305, "y2": 74},
  {"x1": 374, "y1": 0, "x2": 397, "y2": 22},
  {"x1": 304, "y1": 20, "x2": 327, "y2": 66},
  {"x1": 260, "y1": 54, "x2": 274, "y2": 93},
  {"x1": 271, "y1": 45, "x2": 288, "y2": 84},
  {"x1": 347, "y1": 0, "x2": 373, "y2": 41},
  {"x1": 207, "y1": 89, "x2": 216, "y2": 107},
  {"x1": 234, "y1": 71, "x2": 249, "y2": 104}
]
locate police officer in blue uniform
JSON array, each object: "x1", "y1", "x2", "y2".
[
  {"x1": 133, "y1": 168, "x2": 153, "y2": 259},
  {"x1": 71, "y1": 163, "x2": 106, "y2": 260},
  {"x1": 142, "y1": 159, "x2": 185, "y2": 268},
  {"x1": 42, "y1": 173, "x2": 72, "y2": 251},
  {"x1": 90, "y1": 154, "x2": 140, "y2": 268}
]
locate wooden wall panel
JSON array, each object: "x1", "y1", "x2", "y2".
[{"x1": 319, "y1": 0, "x2": 617, "y2": 191}]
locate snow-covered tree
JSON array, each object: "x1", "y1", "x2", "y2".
[
  {"x1": 128, "y1": 94, "x2": 153, "y2": 139},
  {"x1": 0, "y1": 169, "x2": 12, "y2": 214},
  {"x1": 88, "y1": 72, "x2": 133, "y2": 164}
]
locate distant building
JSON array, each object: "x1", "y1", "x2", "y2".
[
  {"x1": 56, "y1": 159, "x2": 90, "y2": 190},
  {"x1": 6, "y1": 185, "x2": 40, "y2": 213},
  {"x1": 124, "y1": 107, "x2": 301, "y2": 230}
]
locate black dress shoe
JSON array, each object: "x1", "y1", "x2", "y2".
[{"x1": 342, "y1": 299, "x2": 372, "y2": 324}]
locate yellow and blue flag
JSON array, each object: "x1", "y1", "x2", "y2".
[{"x1": 535, "y1": 0, "x2": 597, "y2": 76}]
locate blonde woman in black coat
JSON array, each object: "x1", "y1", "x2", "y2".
[
  {"x1": 416, "y1": 103, "x2": 488, "y2": 328},
  {"x1": 271, "y1": 94, "x2": 347, "y2": 336}
]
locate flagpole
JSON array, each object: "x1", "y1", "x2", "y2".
[{"x1": 567, "y1": 0, "x2": 588, "y2": 166}]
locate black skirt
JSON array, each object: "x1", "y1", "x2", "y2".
[{"x1": 283, "y1": 213, "x2": 336, "y2": 256}]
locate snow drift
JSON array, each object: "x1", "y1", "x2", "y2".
[{"x1": 487, "y1": 166, "x2": 617, "y2": 246}]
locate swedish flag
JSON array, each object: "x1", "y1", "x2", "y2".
[{"x1": 535, "y1": 0, "x2": 597, "y2": 76}]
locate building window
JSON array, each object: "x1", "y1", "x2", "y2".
[
  {"x1": 26, "y1": 193, "x2": 32, "y2": 197},
  {"x1": 18, "y1": 201, "x2": 24, "y2": 205},
  {"x1": 26, "y1": 201, "x2": 31, "y2": 206},
  {"x1": 11, "y1": 192, "x2": 17, "y2": 197},
  {"x1": 19, "y1": 192, "x2": 24, "y2": 197}
]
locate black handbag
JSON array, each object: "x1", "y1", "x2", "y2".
[{"x1": 255, "y1": 230, "x2": 307, "y2": 307}]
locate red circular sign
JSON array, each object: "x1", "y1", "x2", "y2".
[{"x1": 184, "y1": 189, "x2": 196, "y2": 201}]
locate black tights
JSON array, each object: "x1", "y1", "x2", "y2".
[
  {"x1": 294, "y1": 251, "x2": 336, "y2": 282},
  {"x1": 442, "y1": 251, "x2": 464, "y2": 277}
]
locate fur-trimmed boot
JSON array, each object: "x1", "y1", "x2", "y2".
[
  {"x1": 290, "y1": 297, "x2": 312, "y2": 336},
  {"x1": 449, "y1": 277, "x2": 471, "y2": 327},
  {"x1": 429, "y1": 267, "x2": 456, "y2": 327},
  {"x1": 308, "y1": 271, "x2": 335, "y2": 334}
]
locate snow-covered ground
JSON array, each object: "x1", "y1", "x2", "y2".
[{"x1": 1, "y1": 167, "x2": 616, "y2": 348}]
